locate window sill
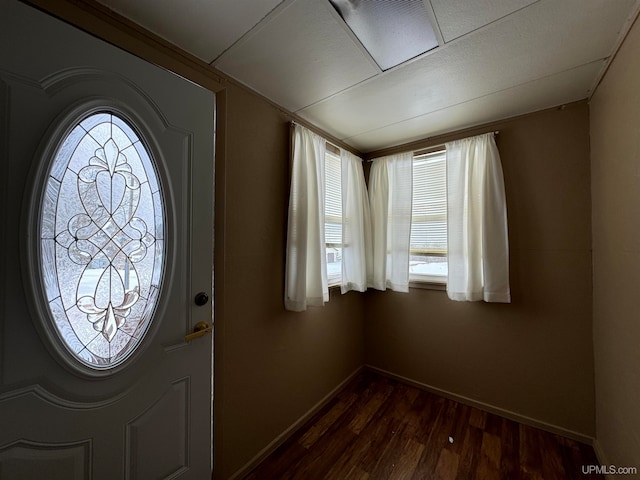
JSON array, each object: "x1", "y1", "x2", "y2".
[
  {"x1": 328, "y1": 281, "x2": 446, "y2": 292},
  {"x1": 409, "y1": 281, "x2": 446, "y2": 291}
]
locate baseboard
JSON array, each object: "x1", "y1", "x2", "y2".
[
  {"x1": 366, "y1": 364, "x2": 595, "y2": 445},
  {"x1": 228, "y1": 365, "x2": 364, "y2": 480}
]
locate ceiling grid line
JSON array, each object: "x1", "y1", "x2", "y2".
[
  {"x1": 422, "y1": 0, "x2": 446, "y2": 47},
  {"x1": 322, "y1": 0, "x2": 382, "y2": 74},
  {"x1": 435, "y1": 0, "x2": 545, "y2": 44},
  {"x1": 208, "y1": 0, "x2": 291, "y2": 65},
  {"x1": 290, "y1": 0, "x2": 561, "y2": 115},
  {"x1": 341, "y1": 59, "x2": 607, "y2": 148}
]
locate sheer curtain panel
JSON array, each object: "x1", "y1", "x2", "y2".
[
  {"x1": 285, "y1": 125, "x2": 328, "y2": 311},
  {"x1": 368, "y1": 152, "x2": 413, "y2": 292},
  {"x1": 446, "y1": 133, "x2": 511, "y2": 302},
  {"x1": 341, "y1": 150, "x2": 372, "y2": 293}
]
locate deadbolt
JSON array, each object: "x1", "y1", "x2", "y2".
[{"x1": 194, "y1": 292, "x2": 209, "y2": 306}]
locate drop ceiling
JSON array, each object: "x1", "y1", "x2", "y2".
[{"x1": 96, "y1": 0, "x2": 640, "y2": 153}]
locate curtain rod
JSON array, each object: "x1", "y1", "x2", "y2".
[
  {"x1": 289, "y1": 120, "x2": 365, "y2": 160},
  {"x1": 366, "y1": 130, "x2": 500, "y2": 162}
]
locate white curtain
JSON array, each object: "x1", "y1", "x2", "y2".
[
  {"x1": 341, "y1": 150, "x2": 372, "y2": 293},
  {"x1": 446, "y1": 133, "x2": 511, "y2": 302},
  {"x1": 284, "y1": 124, "x2": 328, "y2": 311},
  {"x1": 368, "y1": 152, "x2": 413, "y2": 292}
]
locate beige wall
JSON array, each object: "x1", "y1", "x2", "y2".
[
  {"x1": 590, "y1": 16, "x2": 640, "y2": 468},
  {"x1": 213, "y1": 84, "x2": 365, "y2": 479},
  {"x1": 365, "y1": 102, "x2": 596, "y2": 437}
]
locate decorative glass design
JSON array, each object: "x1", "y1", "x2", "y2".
[{"x1": 40, "y1": 111, "x2": 164, "y2": 370}]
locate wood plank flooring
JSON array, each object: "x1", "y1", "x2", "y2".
[{"x1": 243, "y1": 370, "x2": 602, "y2": 480}]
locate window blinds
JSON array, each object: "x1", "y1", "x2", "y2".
[
  {"x1": 410, "y1": 150, "x2": 447, "y2": 255},
  {"x1": 325, "y1": 149, "x2": 342, "y2": 246}
]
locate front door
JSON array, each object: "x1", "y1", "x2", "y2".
[{"x1": 0, "y1": 1, "x2": 214, "y2": 478}]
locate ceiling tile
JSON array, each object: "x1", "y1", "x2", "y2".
[
  {"x1": 431, "y1": 0, "x2": 538, "y2": 43},
  {"x1": 344, "y1": 61, "x2": 603, "y2": 152},
  {"x1": 96, "y1": 0, "x2": 284, "y2": 63},
  {"x1": 214, "y1": 0, "x2": 380, "y2": 112},
  {"x1": 298, "y1": 0, "x2": 635, "y2": 142}
]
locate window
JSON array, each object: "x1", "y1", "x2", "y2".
[
  {"x1": 39, "y1": 110, "x2": 165, "y2": 370},
  {"x1": 325, "y1": 145, "x2": 342, "y2": 286},
  {"x1": 285, "y1": 123, "x2": 369, "y2": 311},
  {"x1": 409, "y1": 149, "x2": 448, "y2": 283}
]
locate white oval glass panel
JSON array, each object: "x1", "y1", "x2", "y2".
[{"x1": 40, "y1": 111, "x2": 165, "y2": 370}]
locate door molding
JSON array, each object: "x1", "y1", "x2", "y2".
[
  {"x1": 0, "y1": 382, "x2": 130, "y2": 410},
  {"x1": 0, "y1": 438, "x2": 93, "y2": 480}
]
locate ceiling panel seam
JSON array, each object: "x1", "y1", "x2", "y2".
[
  {"x1": 211, "y1": 0, "x2": 295, "y2": 67},
  {"x1": 339, "y1": 60, "x2": 604, "y2": 145},
  {"x1": 294, "y1": 0, "x2": 548, "y2": 114},
  {"x1": 422, "y1": 0, "x2": 445, "y2": 47},
  {"x1": 292, "y1": 71, "x2": 377, "y2": 114},
  {"x1": 438, "y1": 0, "x2": 544, "y2": 44},
  {"x1": 322, "y1": 0, "x2": 381, "y2": 74}
]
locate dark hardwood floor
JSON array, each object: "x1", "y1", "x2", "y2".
[{"x1": 243, "y1": 370, "x2": 602, "y2": 480}]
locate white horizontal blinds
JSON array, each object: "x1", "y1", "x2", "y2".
[
  {"x1": 410, "y1": 150, "x2": 447, "y2": 255},
  {"x1": 325, "y1": 147, "x2": 342, "y2": 285},
  {"x1": 325, "y1": 149, "x2": 342, "y2": 244}
]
